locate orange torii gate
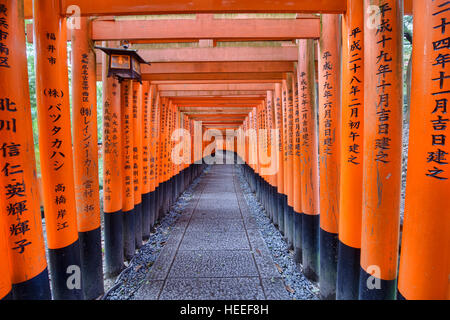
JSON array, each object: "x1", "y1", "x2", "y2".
[{"x1": 1, "y1": 0, "x2": 449, "y2": 302}]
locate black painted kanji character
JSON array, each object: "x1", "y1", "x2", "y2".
[
  {"x1": 432, "y1": 115, "x2": 449, "y2": 131},
  {"x1": 12, "y1": 239, "x2": 32, "y2": 254},
  {"x1": 0, "y1": 42, "x2": 8, "y2": 55},
  {"x1": 1, "y1": 163, "x2": 23, "y2": 177},
  {"x1": 348, "y1": 155, "x2": 360, "y2": 165},
  {"x1": 434, "y1": 53, "x2": 450, "y2": 69},
  {"x1": 433, "y1": 98, "x2": 447, "y2": 114},
  {"x1": 375, "y1": 137, "x2": 391, "y2": 150},
  {"x1": 5, "y1": 180, "x2": 26, "y2": 199},
  {"x1": 6, "y1": 200, "x2": 27, "y2": 217},
  {"x1": 434, "y1": 17, "x2": 450, "y2": 34},
  {"x1": 10, "y1": 220, "x2": 30, "y2": 236},
  {"x1": 432, "y1": 71, "x2": 450, "y2": 89},
  {"x1": 0, "y1": 98, "x2": 16, "y2": 111},
  {"x1": 427, "y1": 149, "x2": 449, "y2": 165},
  {"x1": 426, "y1": 167, "x2": 448, "y2": 180},
  {"x1": 0, "y1": 142, "x2": 20, "y2": 158},
  {"x1": 55, "y1": 195, "x2": 66, "y2": 205},
  {"x1": 433, "y1": 37, "x2": 450, "y2": 51},
  {"x1": 432, "y1": 134, "x2": 447, "y2": 146}
]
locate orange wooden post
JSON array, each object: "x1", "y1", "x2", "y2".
[
  {"x1": 274, "y1": 83, "x2": 285, "y2": 230},
  {"x1": 71, "y1": 16, "x2": 104, "y2": 300},
  {"x1": 266, "y1": 90, "x2": 277, "y2": 223},
  {"x1": 159, "y1": 98, "x2": 170, "y2": 215},
  {"x1": 148, "y1": 85, "x2": 157, "y2": 228},
  {"x1": 132, "y1": 82, "x2": 143, "y2": 249},
  {"x1": 33, "y1": 0, "x2": 83, "y2": 299},
  {"x1": 281, "y1": 79, "x2": 289, "y2": 237},
  {"x1": 0, "y1": 0, "x2": 50, "y2": 299},
  {"x1": 398, "y1": 0, "x2": 450, "y2": 300},
  {"x1": 337, "y1": 0, "x2": 365, "y2": 300},
  {"x1": 153, "y1": 90, "x2": 162, "y2": 223},
  {"x1": 141, "y1": 81, "x2": 152, "y2": 240},
  {"x1": 293, "y1": 65, "x2": 303, "y2": 264},
  {"x1": 359, "y1": 0, "x2": 403, "y2": 300},
  {"x1": 101, "y1": 41, "x2": 123, "y2": 278},
  {"x1": 298, "y1": 39, "x2": 320, "y2": 282},
  {"x1": 285, "y1": 73, "x2": 295, "y2": 249},
  {"x1": 121, "y1": 80, "x2": 135, "y2": 261},
  {"x1": 318, "y1": 14, "x2": 342, "y2": 300}
]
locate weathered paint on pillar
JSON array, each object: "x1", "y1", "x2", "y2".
[
  {"x1": 359, "y1": 0, "x2": 403, "y2": 300},
  {"x1": 121, "y1": 80, "x2": 135, "y2": 261},
  {"x1": 141, "y1": 82, "x2": 152, "y2": 239},
  {"x1": 293, "y1": 65, "x2": 303, "y2": 264},
  {"x1": 132, "y1": 82, "x2": 143, "y2": 249},
  {"x1": 0, "y1": 0, "x2": 50, "y2": 300},
  {"x1": 71, "y1": 16, "x2": 104, "y2": 300},
  {"x1": 398, "y1": 0, "x2": 450, "y2": 300},
  {"x1": 337, "y1": 0, "x2": 364, "y2": 300},
  {"x1": 318, "y1": 14, "x2": 342, "y2": 300},
  {"x1": 33, "y1": 0, "x2": 83, "y2": 299},
  {"x1": 274, "y1": 83, "x2": 285, "y2": 230},
  {"x1": 286, "y1": 73, "x2": 295, "y2": 249},
  {"x1": 298, "y1": 39, "x2": 320, "y2": 282},
  {"x1": 102, "y1": 41, "x2": 123, "y2": 278}
]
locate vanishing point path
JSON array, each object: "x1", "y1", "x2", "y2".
[{"x1": 133, "y1": 165, "x2": 290, "y2": 300}]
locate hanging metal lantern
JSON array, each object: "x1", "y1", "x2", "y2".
[{"x1": 95, "y1": 46, "x2": 149, "y2": 83}]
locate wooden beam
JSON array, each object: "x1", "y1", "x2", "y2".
[
  {"x1": 157, "y1": 83, "x2": 275, "y2": 91},
  {"x1": 141, "y1": 73, "x2": 286, "y2": 81},
  {"x1": 61, "y1": 0, "x2": 348, "y2": 16},
  {"x1": 130, "y1": 46, "x2": 298, "y2": 63},
  {"x1": 160, "y1": 90, "x2": 267, "y2": 97},
  {"x1": 92, "y1": 15, "x2": 320, "y2": 41},
  {"x1": 25, "y1": 0, "x2": 414, "y2": 19},
  {"x1": 153, "y1": 80, "x2": 280, "y2": 84},
  {"x1": 142, "y1": 61, "x2": 294, "y2": 74}
]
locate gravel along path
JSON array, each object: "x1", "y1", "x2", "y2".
[
  {"x1": 102, "y1": 170, "x2": 206, "y2": 300},
  {"x1": 236, "y1": 166, "x2": 320, "y2": 300}
]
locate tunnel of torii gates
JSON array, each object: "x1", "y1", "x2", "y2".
[{"x1": 0, "y1": 0, "x2": 448, "y2": 301}]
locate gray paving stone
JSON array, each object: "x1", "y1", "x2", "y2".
[
  {"x1": 247, "y1": 229, "x2": 280, "y2": 278},
  {"x1": 147, "y1": 245, "x2": 178, "y2": 280},
  {"x1": 168, "y1": 250, "x2": 259, "y2": 278},
  {"x1": 179, "y1": 230, "x2": 250, "y2": 250},
  {"x1": 261, "y1": 278, "x2": 292, "y2": 300},
  {"x1": 186, "y1": 217, "x2": 245, "y2": 233},
  {"x1": 132, "y1": 280, "x2": 164, "y2": 300},
  {"x1": 159, "y1": 277, "x2": 265, "y2": 300},
  {"x1": 193, "y1": 207, "x2": 242, "y2": 220}
]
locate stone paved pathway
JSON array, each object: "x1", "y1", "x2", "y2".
[{"x1": 133, "y1": 165, "x2": 290, "y2": 300}]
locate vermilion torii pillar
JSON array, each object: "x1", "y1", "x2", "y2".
[
  {"x1": 151, "y1": 89, "x2": 161, "y2": 224},
  {"x1": 71, "y1": 16, "x2": 104, "y2": 300},
  {"x1": 0, "y1": 0, "x2": 50, "y2": 300},
  {"x1": 132, "y1": 82, "x2": 143, "y2": 249},
  {"x1": 121, "y1": 80, "x2": 135, "y2": 261},
  {"x1": 337, "y1": 0, "x2": 365, "y2": 300},
  {"x1": 102, "y1": 41, "x2": 123, "y2": 278},
  {"x1": 33, "y1": 0, "x2": 83, "y2": 299},
  {"x1": 318, "y1": 14, "x2": 342, "y2": 300},
  {"x1": 293, "y1": 66, "x2": 303, "y2": 265},
  {"x1": 281, "y1": 79, "x2": 289, "y2": 237},
  {"x1": 359, "y1": 0, "x2": 403, "y2": 300},
  {"x1": 285, "y1": 73, "x2": 295, "y2": 250},
  {"x1": 274, "y1": 83, "x2": 285, "y2": 231},
  {"x1": 141, "y1": 82, "x2": 152, "y2": 240},
  {"x1": 298, "y1": 39, "x2": 320, "y2": 282},
  {"x1": 398, "y1": 0, "x2": 450, "y2": 300}
]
